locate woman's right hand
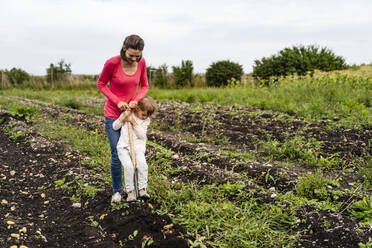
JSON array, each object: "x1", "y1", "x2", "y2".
[{"x1": 117, "y1": 101, "x2": 129, "y2": 111}]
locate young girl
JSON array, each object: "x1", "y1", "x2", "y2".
[{"x1": 112, "y1": 96, "x2": 157, "y2": 202}]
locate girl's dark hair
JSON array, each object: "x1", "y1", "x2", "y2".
[
  {"x1": 137, "y1": 96, "x2": 157, "y2": 118},
  {"x1": 120, "y1": 34, "x2": 144, "y2": 62}
]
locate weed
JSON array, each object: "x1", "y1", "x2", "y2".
[
  {"x1": 295, "y1": 171, "x2": 340, "y2": 200},
  {"x1": 351, "y1": 196, "x2": 372, "y2": 226},
  {"x1": 141, "y1": 236, "x2": 154, "y2": 248},
  {"x1": 218, "y1": 181, "x2": 245, "y2": 198},
  {"x1": 358, "y1": 242, "x2": 372, "y2": 248},
  {"x1": 88, "y1": 217, "x2": 99, "y2": 227},
  {"x1": 188, "y1": 234, "x2": 207, "y2": 248},
  {"x1": 9, "y1": 106, "x2": 37, "y2": 120},
  {"x1": 321, "y1": 219, "x2": 331, "y2": 229},
  {"x1": 58, "y1": 97, "x2": 82, "y2": 109}
]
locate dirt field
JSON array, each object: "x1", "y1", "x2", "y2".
[{"x1": 0, "y1": 98, "x2": 371, "y2": 247}]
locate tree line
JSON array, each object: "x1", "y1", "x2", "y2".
[{"x1": 1, "y1": 45, "x2": 349, "y2": 88}]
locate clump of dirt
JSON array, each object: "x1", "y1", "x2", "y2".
[
  {"x1": 0, "y1": 113, "x2": 189, "y2": 248},
  {"x1": 294, "y1": 206, "x2": 371, "y2": 248}
]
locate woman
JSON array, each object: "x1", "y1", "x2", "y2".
[{"x1": 97, "y1": 34, "x2": 149, "y2": 202}]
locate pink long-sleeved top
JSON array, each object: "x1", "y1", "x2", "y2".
[{"x1": 97, "y1": 55, "x2": 149, "y2": 119}]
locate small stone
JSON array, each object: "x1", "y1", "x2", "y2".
[
  {"x1": 172, "y1": 154, "x2": 179, "y2": 159},
  {"x1": 43, "y1": 201, "x2": 49, "y2": 205},
  {"x1": 72, "y1": 202, "x2": 81, "y2": 208},
  {"x1": 269, "y1": 187, "x2": 276, "y2": 191},
  {"x1": 19, "y1": 227, "x2": 27, "y2": 233},
  {"x1": 271, "y1": 193, "x2": 277, "y2": 198},
  {"x1": 41, "y1": 193, "x2": 46, "y2": 199},
  {"x1": 1, "y1": 199, "x2": 8, "y2": 205},
  {"x1": 11, "y1": 206, "x2": 16, "y2": 211},
  {"x1": 20, "y1": 246, "x2": 28, "y2": 248},
  {"x1": 11, "y1": 233, "x2": 20, "y2": 239},
  {"x1": 10, "y1": 170, "x2": 16, "y2": 176},
  {"x1": 7, "y1": 221, "x2": 15, "y2": 225},
  {"x1": 5, "y1": 213, "x2": 10, "y2": 218},
  {"x1": 36, "y1": 230, "x2": 42, "y2": 235},
  {"x1": 10, "y1": 246, "x2": 17, "y2": 248},
  {"x1": 163, "y1": 223, "x2": 174, "y2": 229}
]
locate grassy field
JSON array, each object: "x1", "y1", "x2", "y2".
[{"x1": 0, "y1": 64, "x2": 371, "y2": 247}]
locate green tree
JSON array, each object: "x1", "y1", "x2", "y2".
[
  {"x1": 252, "y1": 45, "x2": 348, "y2": 83},
  {"x1": 46, "y1": 60, "x2": 72, "y2": 82},
  {"x1": 205, "y1": 60, "x2": 244, "y2": 87},
  {"x1": 5, "y1": 68, "x2": 31, "y2": 84},
  {"x1": 153, "y1": 64, "x2": 169, "y2": 88},
  {"x1": 172, "y1": 60, "x2": 194, "y2": 87}
]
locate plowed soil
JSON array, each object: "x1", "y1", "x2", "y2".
[
  {"x1": 0, "y1": 113, "x2": 189, "y2": 248},
  {"x1": 1, "y1": 97, "x2": 371, "y2": 248}
]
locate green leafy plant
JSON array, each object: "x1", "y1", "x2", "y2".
[
  {"x1": 351, "y1": 196, "x2": 372, "y2": 226},
  {"x1": 358, "y1": 242, "x2": 372, "y2": 248},
  {"x1": 142, "y1": 236, "x2": 154, "y2": 248},
  {"x1": 219, "y1": 181, "x2": 245, "y2": 198},
  {"x1": 295, "y1": 171, "x2": 340, "y2": 200},
  {"x1": 263, "y1": 136, "x2": 322, "y2": 167},
  {"x1": 89, "y1": 218, "x2": 99, "y2": 227},
  {"x1": 9, "y1": 106, "x2": 37, "y2": 120},
  {"x1": 253, "y1": 45, "x2": 348, "y2": 83},
  {"x1": 205, "y1": 60, "x2": 244, "y2": 87}
]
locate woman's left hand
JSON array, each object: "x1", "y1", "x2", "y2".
[{"x1": 129, "y1": 101, "x2": 138, "y2": 109}]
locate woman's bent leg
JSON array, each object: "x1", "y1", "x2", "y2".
[{"x1": 105, "y1": 117, "x2": 122, "y2": 194}]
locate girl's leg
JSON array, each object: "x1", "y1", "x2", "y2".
[
  {"x1": 118, "y1": 148, "x2": 135, "y2": 192},
  {"x1": 105, "y1": 117, "x2": 122, "y2": 194},
  {"x1": 135, "y1": 151, "x2": 148, "y2": 190}
]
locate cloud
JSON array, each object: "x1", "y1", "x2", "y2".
[{"x1": 0, "y1": 0, "x2": 371, "y2": 74}]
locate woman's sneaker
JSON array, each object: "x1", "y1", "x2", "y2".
[
  {"x1": 111, "y1": 192, "x2": 121, "y2": 203},
  {"x1": 139, "y1": 188, "x2": 150, "y2": 199},
  {"x1": 126, "y1": 191, "x2": 137, "y2": 202}
]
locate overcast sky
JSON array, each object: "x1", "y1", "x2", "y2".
[{"x1": 1, "y1": 0, "x2": 371, "y2": 75}]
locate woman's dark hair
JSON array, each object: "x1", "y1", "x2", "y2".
[{"x1": 120, "y1": 34, "x2": 144, "y2": 62}]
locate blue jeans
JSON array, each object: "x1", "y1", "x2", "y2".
[{"x1": 105, "y1": 117, "x2": 122, "y2": 194}]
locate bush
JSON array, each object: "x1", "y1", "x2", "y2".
[
  {"x1": 5, "y1": 68, "x2": 31, "y2": 84},
  {"x1": 252, "y1": 45, "x2": 348, "y2": 83},
  {"x1": 172, "y1": 60, "x2": 194, "y2": 87},
  {"x1": 205, "y1": 60, "x2": 244, "y2": 87},
  {"x1": 153, "y1": 64, "x2": 169, "y2": 88},
  {"x1": 46, "y1": 60, "x2": 72, "y2": 82}
]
